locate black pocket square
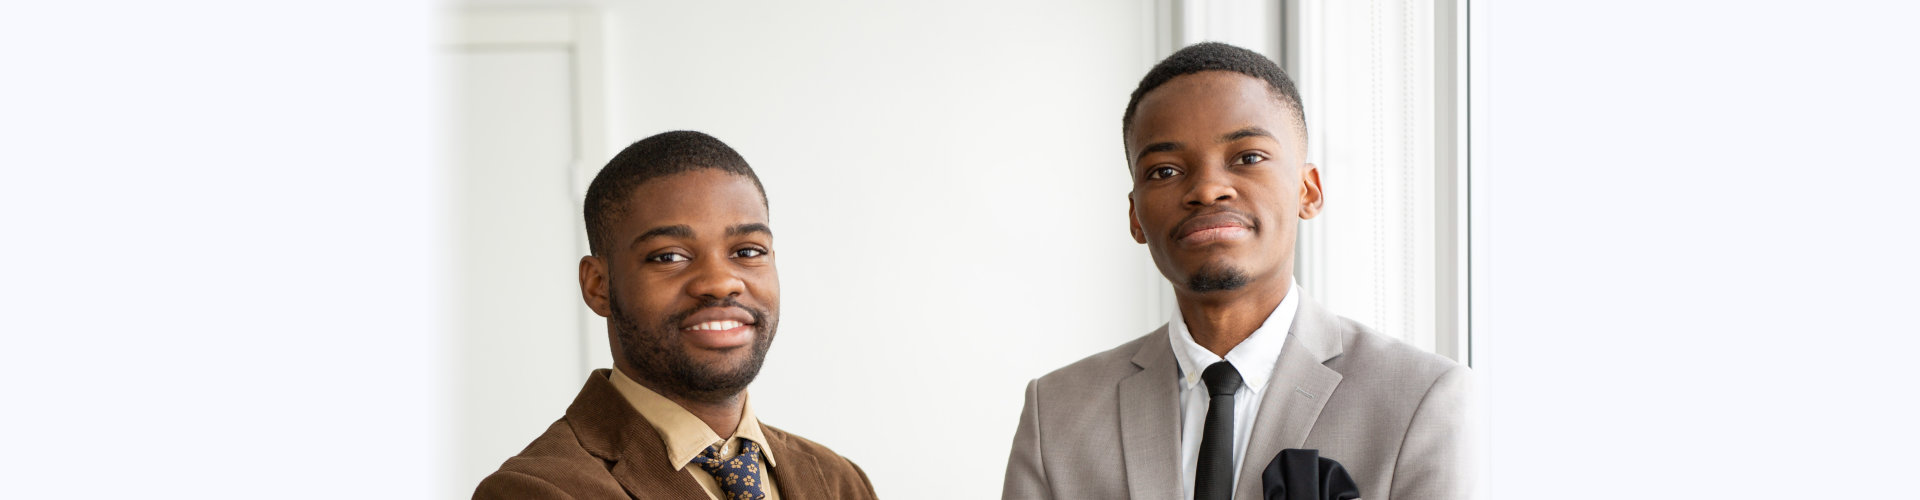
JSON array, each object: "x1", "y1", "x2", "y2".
[{"x1": 1260, "y1": 448, "x2": 1361, "y2": 500}]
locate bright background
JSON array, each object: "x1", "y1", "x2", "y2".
[{"x1": 3, "y1": 1, "x2": 1916, "y2": 499}]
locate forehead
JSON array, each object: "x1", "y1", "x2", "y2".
[
  {"x1": 1126, "y1": 71, "x2": 1300, "y2": 153},
  {"x1": 618, "y1": 169, "x2": 768, "y2": 232}
]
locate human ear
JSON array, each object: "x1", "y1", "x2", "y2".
[
  {"x1": 1128, "y1": 193, "x2": 1147, "y2": 244},
  {"x1": 579, "y1": 255, "x2": 612, "y2": 318},
  {"x1": 1297, "y1": 163, "x2": 1324, "y2": 220}
]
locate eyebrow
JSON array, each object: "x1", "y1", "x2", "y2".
[
  {"x1": 626, "y1": 223, "x2": 771, "y2": 250},
  {"x1": 1131, "y1": 127, "x2": 1276, "y2": 165},
  {"x1": 629, "y1": 224, "x2": 693, "y2": 250},
  {"x1": 727, "y1": 223, "x2": 772, "y2": 238},
  {"x1": 1223, "y1": 126, "x2": 1275, "y2": 142},
  {"x1": 1134, "y1": 141, "x2": 1181, "y2": 164}
]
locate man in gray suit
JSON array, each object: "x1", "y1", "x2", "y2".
[{"x1": 1001, "y1": 42, "x2": 1474, "y2": 499}]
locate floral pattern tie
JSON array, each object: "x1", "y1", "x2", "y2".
[{"x1": 691, "y1": 439, "x2": 768, "y2": 500}]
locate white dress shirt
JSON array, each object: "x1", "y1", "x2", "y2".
[{"x1": 1169, "y1": 282, "x2": 1301, "y2": 500}]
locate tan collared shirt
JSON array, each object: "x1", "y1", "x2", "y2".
[{"x1": 608, "y1": 369, "x2": 781, "y2": 500}]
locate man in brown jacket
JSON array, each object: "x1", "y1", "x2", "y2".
[{"x1": 475, "y1": 131, "x2": 877, "y2": 500}]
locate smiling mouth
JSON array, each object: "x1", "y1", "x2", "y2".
[
  {"x1": 681, "y1": 320, "x2": 754, "y2": 350},
  {"x1": 686, "y1": 320, "x2": 746, "y2": 331}
]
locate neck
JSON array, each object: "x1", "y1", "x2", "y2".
[
  {"x1": 1175, "y1": 278, "x2": 1291, "y2": 357},
  {"x1": 616, "y1": 365, "x2": 744, "y2": 439},
  {"x1": 671, "y1": 394, "x2": 744, "y2": 440}
]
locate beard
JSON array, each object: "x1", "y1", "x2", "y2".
[
  {"x1": 609, "y1": 290, "x2": 778, "y2": 404},
  {"x1": 1187, "y1": 263, "x2": 1251, "y2": 292}
]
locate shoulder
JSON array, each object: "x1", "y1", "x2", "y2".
[
  {"x1": 1324, "y1": 315, "x2": 1471, "y2": 406},
  {"x1": 474, "y1": 469, "x2": 574, "y2": 500},
  {"x1": 1009, "y1": 329, "x2": 1163, "y2": 437},
  {"x1": 1315, "y1": 316, "x2": 1478, "y2": 496},
  {"x1": 1031, "y1": 329, "x2": 1161, "y2": 391},
  {"x1": 762, "y1": 424, "x2": 880, "y2": 500},
  {"x1": 472, "y1": 419, "x2": 626, "y2": 500}
]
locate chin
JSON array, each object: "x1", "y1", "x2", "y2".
[
  {"x1": 685, "y1": 348, "x2": 752, "y2": 368},
  {"x1": 1183, "y1": 256, "x2": 1245, "y2": 273}
]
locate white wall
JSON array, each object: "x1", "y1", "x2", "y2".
[
  {"x1": 441, "y1": 28, "x2": 597, "y2": 491},
  {"x1": 607, "y1": 4, "x2": 1158, "y2": 498},
  {"x1": 451, "y1": 1, "x2": 1162, "y2": 498},
  {"x1": 1473, "y1": 0, "x2": 1920, "y2": 497}
]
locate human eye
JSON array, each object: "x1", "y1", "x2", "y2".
[
  {"x1": 1232, "y1": 152, "x2": 1268, "y2": 165},
  {"x1": 1144, "y1": 165, "x2": 1181, "y2": 180},
  {"x1": 646, "y1": 252, "x2": 689, "y2": 263},
  {"x1": 732, "y1": 247, "x2": 767, "y2": 259}
]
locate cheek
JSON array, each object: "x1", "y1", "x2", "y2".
[
  {"x1": 745, "y1": 268, "x2": 779, "y2": 303},
  {"x1": 1136, "y1": 191, "x2": 1182, "y2": 227},
  {"x1": 620, "y1": 274, "x2": 682, "y2": 313},
  {"x1": 1269, "y1": 171, "x2": 1302, "y2": 200}
]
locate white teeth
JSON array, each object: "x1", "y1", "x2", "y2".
[{"x1": 688, "y1": 320, "x2": 744, "y2": 331}]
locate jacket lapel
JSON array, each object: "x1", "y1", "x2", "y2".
[
  {"x1": 1118, "y1": 326, "x2": 1184, "y2": 499},
  {"x1": 762, "y1": 428, "x2": 826, "y2": 500},
  {"x1": 567, "y1": 369, "x2": 708, "y2": 499},
  {"x1": 1233, "y1": 297, "x2": 1346, "y2": 499},
  {"x1": 608, "y1": 454, "x2": 705, "y2": 499}
]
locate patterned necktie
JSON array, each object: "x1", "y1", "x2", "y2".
[
  {"x1": 691, "y1": 439, "x2": 769, "y2": 500},
  {"x1": 1196, "y1": 361, "x2": 1244, "y2": 500}
]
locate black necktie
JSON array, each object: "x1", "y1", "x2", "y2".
[{"x1": 1196, "y1": 361, "x2": 1244, "y2": 500}]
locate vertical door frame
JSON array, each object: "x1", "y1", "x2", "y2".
[{"x1": 443, "y1": 8, "x2": 608, "y2": 372}]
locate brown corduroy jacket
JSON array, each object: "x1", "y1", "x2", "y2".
[{"x1": 474, "y1": 370, "x2": 879, "y2": 499}]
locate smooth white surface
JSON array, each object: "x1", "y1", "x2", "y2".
[
  {"x1": 0, "y1": 1, "x2": 442, "y2": 498},
  {"x1": 444, "y1": 47, "x2": 588, "y2": 490},
  {"x1": 1473, "y1": 0, "x2": 1920, "y2": 497},
  {"x1": 1176, "y1": 0, "x2": 1283, "y2": 59}
]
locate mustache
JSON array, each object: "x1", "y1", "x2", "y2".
[{"x1": 665, "y1": 298, "x2": 769, "y2": 329}]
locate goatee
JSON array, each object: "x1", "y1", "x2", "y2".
[
  {"x1": 1187, "y1": 264, "x2": 1251, "y2": 292},
  {"x1": 610, "y1": 291, "x2": 777, "y2": 404}
]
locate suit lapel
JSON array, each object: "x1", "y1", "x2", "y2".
[
  {"x1": 567, "y1": 369, "x2": 708, "y2": 499},
  {"x1": 1233, "y1": 297, "x2": 1346, "y2": 499},
  {"x1": 1118, "y1": 326, "x2": 1184, "y2": 499},
  {"x1": 763, "y1": 428, "x2": 826, "y2": 500},
  {"x1": 609, "y1": 453, "x2": 706, "y2": 499}
]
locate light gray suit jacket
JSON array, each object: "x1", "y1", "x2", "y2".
[{"x1": 1001, "y1": 296, "x2": 1474, "y2": 499}]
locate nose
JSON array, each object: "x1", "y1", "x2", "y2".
[
  {"x1": 686, "y1": 256, "x2": 745, "y2": 301},
  {"x1": 1183, "y1": 165, "x2": 1237, "y2": 207}
]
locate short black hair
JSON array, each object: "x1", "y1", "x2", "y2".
[
  {"x1": 1121, "y1": 42, "x2": 1306, "y2": 153},
  {"x1": 583, "y1": 130, "x2": 767, "y2": 257}
]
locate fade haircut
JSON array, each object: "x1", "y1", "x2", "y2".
[
  {"x1": 583, "y1": 130, "x2": 767, "y2": 257},
  {"x1": 1120, "y1": 42, "x2": 1307, "y2": 156}
]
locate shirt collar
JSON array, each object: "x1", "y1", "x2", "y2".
[
  {"x1": 1169, "y1": 281, "x2": 1302, "y2": 394},
  {"x1": 606, "y1": 369, "x2": 778, "y2": 469}
]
